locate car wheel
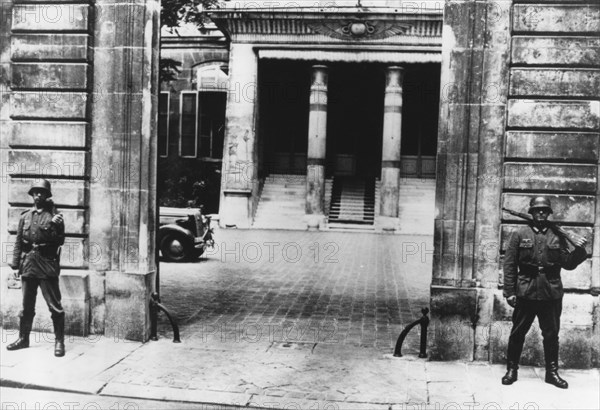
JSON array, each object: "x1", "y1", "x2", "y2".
[{"x1": 160, "y1": 233, "x2": 192, "y2": 262}]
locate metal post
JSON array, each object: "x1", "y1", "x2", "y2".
[
  {"x1": 150, "y1": 295, "x2": 158, "y2": 341},
  {"x1": 393, "y1": 307, "x2": 429, "y2": 358},
  {"x1": 149, "y1": 292, "x2": 181, "y2": 343},
  {"x1": 418, "y1": 309, "x2": 430, "y2": 358}
]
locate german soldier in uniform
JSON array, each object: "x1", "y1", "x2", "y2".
[
  {"x1": 502, "y1": 196, "x2": 588, "y2": 388},
  {"x1": 7, "y1": 179, "x2": 66, "y2": 357}
]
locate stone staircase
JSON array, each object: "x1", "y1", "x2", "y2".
[
  {"x1": 252, "y1": 174, "x2": 436, "y2": 233},
  {"x1": 253, "y1": 174, "x2": 307, "y2": 230},
  {"x1": 396, "y1": 178, "x2": 436, "y2": 235},
  {"x1": 327, "y1": 177, "x2": 376, "y2": 230}
]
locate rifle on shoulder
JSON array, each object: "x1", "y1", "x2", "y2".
[{"x1": 502, "y1": 207, "x2": 584, "y2": 248}]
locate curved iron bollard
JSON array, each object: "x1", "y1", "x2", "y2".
[
  {"x1": 393, "y1": 307, "x2": 429, "y2": 358},
  {"x1": 150, "y1": 292, "x2": 181, "y2": 343}
]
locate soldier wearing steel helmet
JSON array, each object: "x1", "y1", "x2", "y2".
[
  {"x1": 502, "y1": 196, "x2": 588, "y2": 388},
  {"x1": 7, "y1": 179, "x2": 66, "y2": 357}
]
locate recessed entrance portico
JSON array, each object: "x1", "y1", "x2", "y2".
[{"x1": 210, "y1": 6, "x2": 443, "y2": 230}]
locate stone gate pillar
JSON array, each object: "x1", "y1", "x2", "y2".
[
  {"x1": 430, "y1": 0, "x2": 510, "y2": 360},
  {"x1": 89, "y1": 0, "x2": 161, "y2": 341},
  {"x1": 432, "y1": 0, "x2": 599, "y2": 368},
  {"x1": 380, "y1": 66, "x2": 403, "y2": 218},
  {"x1": 306, "y1": 65, "x2": 328, "y2": 226},
  {"x1": 219, "y1": 43, "x2": 259, "y2": 228}
]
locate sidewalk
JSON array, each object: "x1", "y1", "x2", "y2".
[{"x1": 1, "y1": 329, "x2": 598, "y2": 409}]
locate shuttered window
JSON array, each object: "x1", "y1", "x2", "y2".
[
  {"x1": 179, "y1": 91, "x2": 198, "y2": 158},
  {"x1": 158, "y1": 92, "x2": 170, "y2": 157}
]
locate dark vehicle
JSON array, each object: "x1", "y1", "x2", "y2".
[{"x1": 158, "y1": 205, "x2": 214, "y2": 262}]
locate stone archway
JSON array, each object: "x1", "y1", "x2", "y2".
[{"x1": 1, "y1": 1, "x2": 598, "y2": 364}]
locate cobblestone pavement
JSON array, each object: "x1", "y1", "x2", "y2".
[{"x1": 157, "y1": 228, "x2": 433, "y2": 352}]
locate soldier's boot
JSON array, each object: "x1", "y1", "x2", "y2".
[
  {"x1": 545, "y1": 362, "x2": 568, "y2": 389},
  {"x1": 6, "y1": 317, "x2": 32, "y2": 351},
  {"x1": 52, "y1": 314, "x2": 65, "y2": 357},
  {"x1": 501, "y1": 361, "x2": 518, "y2": 385}
]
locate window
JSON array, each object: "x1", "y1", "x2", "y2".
[
  {"x1": 179, "y1": 91, "x2": 198, "y2": 158},
  {"x1": 178, "y1": 63, "x2": 229, "y2": 159},
  {"x1": 158, "y1": 92, "x2": 170, "y2": 157},
  {"x1": 199, "y1": 92, "x2": 226, "y2": 158},
  {"x1": 196, "y1": 63, "x2": 229, "y2": 92}
]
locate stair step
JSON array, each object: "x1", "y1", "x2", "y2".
[
  {"x1": 330, "y1": 203, "x2": 375, "y2": 208},
  {"x1": 330, "y1": 209, "x2": 374, "y2": 214},
  {"x1": 328, "y1": 176, "x2": 376, "y2": 227},
  {"x1": 330, "y1": 215, "x2": 374, "y2": 220},
  {"x1": 327, "y1": 222, "x2": 375, "y2": 230},
  {"x1": 330, "y1": 208, "x2": 374, "y2": 213},
  {"x1": 254, "y1": 174, "x2": 307, "y2": 229},
  {"x1": 255, "y1": 174, "x2": 435, "y2": 231},
  {"x1": 329, "y1": 219, "x2": 374, "y2": 224}
]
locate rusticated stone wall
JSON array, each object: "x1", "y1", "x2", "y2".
[
  {"x1": 2, "y1": 0, "x2": 93, "y2": 335},
  {"x1": 7, "y1": 1, "x2": 91, "y2": 265},
  {"x1": 493, "y1": 0, "x2": 600, "y2": 368},
  {"x1": 1, "y1": 0, "x2": 161, "y2": 341},
  {"x1": 431, "y1": 0, "x2": 600, "y2": 368},
  {"x1": 0, "y1": 0, "x2": 15, "y2": 330}
]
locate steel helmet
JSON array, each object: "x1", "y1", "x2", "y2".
[
  {"x1": 28, "y1": 179, "x2": 52, "y2": 198},
  {"x1": 528, "y1": 196, "x2": 552, "y2": 214}
]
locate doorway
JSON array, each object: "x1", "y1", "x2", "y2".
[
  {"x1": 326, "y1": 63, "x2": 385, "y2": 178},
  {"x1": 258, "y1": 60, "x2": 311, "y2": 176},
  {"x1": 400, "y1": 63, "x2": 441, "y2": 178}
]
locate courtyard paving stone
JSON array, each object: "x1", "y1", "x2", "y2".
[{"x1": 157, "y1": 228, "x2": 432, "y2": 354}]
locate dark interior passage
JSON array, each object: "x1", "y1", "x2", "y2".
[
  {"x1": 400, "y1": 63, "x2": 441, "y2": 178},
  {"x1": 401, "y1": 63, "x2": 440, "y2": 156},
  {"x1": 326, "y1": 63, "x2": 385, "y2": 177},
  {"x1": 258, "y1": 60, "x2": 311, "y2": 175},
  {"x1": 258, "y1": 61, "x2": 440, "y2": 178}
]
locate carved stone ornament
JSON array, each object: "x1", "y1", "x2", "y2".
[{"x1": 307, "y1": 20, "x2": 413, "y2": 41}]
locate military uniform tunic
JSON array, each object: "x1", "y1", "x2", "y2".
[
  {"x1": 12, "y1": 205, "x2": 65, "y2": 279},
  {"x1": 11, "y1": 202, "x2": 65, "y2": 320},
  {"x1": 503, "y1": 224, "x2": 587, "y2": 366},
  {"x1": 503, "y1": 225, "x2": 587, "y2": 300}
]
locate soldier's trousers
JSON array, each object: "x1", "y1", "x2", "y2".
[
  {"x1": 20, "y1": 277, "x2": 64, "y2": 325},
  {"x1": 507, "y1": 298, "x2": 562, "y2": 366}
]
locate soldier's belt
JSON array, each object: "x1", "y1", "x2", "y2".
[
  {"x1": 519, "y1": 266, "x2": 560, "y2": 276},
  {"x1": 22, "y1": 243, "x2": 58, "y2": 258},
  {"x1": 519, "y1": 266, "x2": 545, "y2": 275}
]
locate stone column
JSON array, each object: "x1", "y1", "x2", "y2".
[
  {"x1": 89, "y1": 0, "x2": 161, "y2": 341},
  {"x1": 219, "y1": 43, "x2": 259, "y2": 228},
  {"x1": 429, "y1": 0, "x2": 510, "y2": 361},
  {"x1": 306, "y1": 65, "x2": 328, "y2": 226},
  {"x1": 380, "y1": 66, "x2": 404, "y2": 218}
]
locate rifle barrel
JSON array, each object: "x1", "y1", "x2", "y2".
[{"x1": 502, "y1": 207, "x2": 581, "y2": 247}]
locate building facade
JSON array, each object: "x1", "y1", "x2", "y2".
[
  {"x1": 1, "y1": 0, "x2": 599, "y2": 367},
  {"x1": 210, "y1": 4, "x2": 442, "y2": 231}
]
